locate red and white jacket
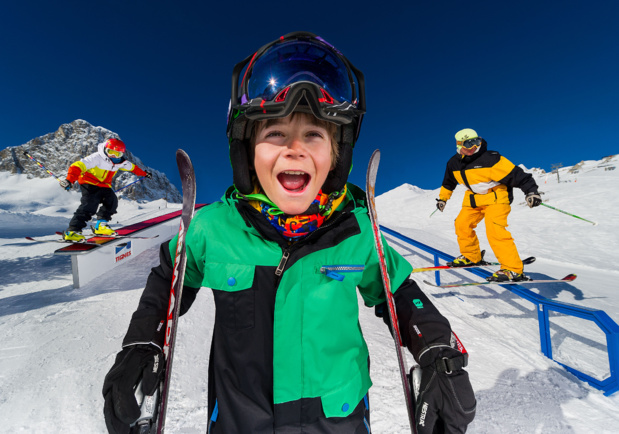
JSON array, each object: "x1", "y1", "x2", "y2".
[{"x1": 66, "y1": 142, "x2": 147, "y2": 188}]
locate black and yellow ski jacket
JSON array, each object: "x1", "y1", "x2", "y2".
[{"x1": 439, "y1": 142, "x2": 539, "y2": 208}]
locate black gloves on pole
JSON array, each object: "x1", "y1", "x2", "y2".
[
  {"x1": 414, "y1": 348, "x2": 476, "y2": 434},
  {"x1": 102, "y1": 344, "x2": 164, "y2": 434},
  {"x1": 525, "y1": 192, "x2": 542, "y2": 208},
  {"x1": 59, "y1": 179, "x2": 72, "y2": 191},
  {"x1": 436, "y1": 199, "x2": 446, "y2": 212}
]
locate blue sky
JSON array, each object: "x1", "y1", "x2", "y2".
[{"x1": 1, "y1": 1, "x2": 617, "y2": 204}]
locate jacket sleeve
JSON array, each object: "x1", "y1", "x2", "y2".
[
  {"x1": 122, "y1": 240, "x2": 201, "y2": 349},
  {"x1": 496, "y1": 157, "x2": 539, "y2": 195},
  {"x1": 66, "y1": 162, "x2": 84, "y2": 183},
  {"x1": 376, "y1": 278, "x2": 464, "y2": 366},
  {"x1": 439, "y1": 161, "x2": 457, "y2": 201},
  {"x1": 131, "y1": 165, "x2": 148, "y2": 177}
]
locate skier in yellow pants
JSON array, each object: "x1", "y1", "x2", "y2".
[{"x1": 436, "y1": 128, "x2": 542, "y2": 282}]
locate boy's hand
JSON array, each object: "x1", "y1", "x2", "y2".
[
  {"x1": 436, "y1": 199, "x2": 446, "y2": 212},
  {"x1": 414, "y1": 349, "x2": 476, "y2": 433},
  {"x1": 145, "y1": 171, "x2": 153, "y2": 179},
  {"x1": 59, "y1": 179, "x2": 72, "y2": 191},
  {"x1": 102, "y1": 344, "x2": 164, "y2": 433}
]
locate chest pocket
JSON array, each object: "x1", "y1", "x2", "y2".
[{"x1": 203, "y1": 262, "x2": 256, "y2": 330}]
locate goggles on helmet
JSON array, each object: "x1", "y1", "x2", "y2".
[
  {"x1": 457, "y1": 137, "x2": 482, "y2": 152},
  {"x1": 227, "y1": 31, "x2": 366, "y2": 141},
  {"x1": 106, "y1": 149, "x2": 124, "y2": 158}
]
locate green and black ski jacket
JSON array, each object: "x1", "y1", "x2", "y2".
[{"x1": 122, "y1": 183, "x2": 454, "y2": 433}]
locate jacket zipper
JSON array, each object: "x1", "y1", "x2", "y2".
[
  {"x1": 320, "y1": 265, "x2": 365, "y2": 281},
  {"x1": 275, "y1": 250, "x2": 290, "y2": 277},
  {"x1": 273, "y1": 211, "x2": 348, "y2": 279}
]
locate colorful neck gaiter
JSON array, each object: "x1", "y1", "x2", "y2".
[{"x1": 241, "y1": 185, "x2": 347, "y2": 242}]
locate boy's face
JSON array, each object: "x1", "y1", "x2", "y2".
[{"x1": 253, "y1": 114, "x2": 334, "y2": 215}]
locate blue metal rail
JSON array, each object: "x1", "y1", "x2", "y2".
[{"x1": 380, "y1": 225, "x2": 619, "y2": 396}]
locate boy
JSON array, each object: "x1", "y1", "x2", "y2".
[
  {"x1": 60, "y1": 138, "x2": 151, "y2": 241},
  {"x1": 103, "y1": 32, "x2": 476, "y2": 433},
  {"x1": 436, "y1": 128, "x2": 542, "y2": 282}
]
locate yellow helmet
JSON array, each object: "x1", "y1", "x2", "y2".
[{"x1": 455, "y1": 128, "x2": 478, "y2": 143}]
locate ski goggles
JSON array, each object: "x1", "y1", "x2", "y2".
[
  {"x1": 106, "y1": 149, "x2": 124, "y2": 158},
  {"x1": 228, "y1": 32, "x2": 365, "y2": 129},
  {"x1": 457, "y1": 137, "x2": 482, "y2": 150}
]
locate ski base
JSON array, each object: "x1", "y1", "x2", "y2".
[
  {"x1": 424, "y1": 274, "x2": 577, "y2": 288},
  {"x1": 26, "y1": 233, "x2": 159, "y2": 244},
  {"x1": 412, "y1": 256, "x2": 535, "y2": 273}
]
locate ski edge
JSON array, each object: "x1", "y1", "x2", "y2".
[
  {"x1": 366, "y1": 149, "x2": 417, "y2": 434},
  {"x1": 423, "y1": 274, "x2": 577, "y2": 288},
  {"x1": 411, "y1": 256, "x2": 536, "y2": 273}
]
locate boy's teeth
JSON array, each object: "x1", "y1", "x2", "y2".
[{"x1": 278, "y1": 172, "x2": 309, "y2": 191}]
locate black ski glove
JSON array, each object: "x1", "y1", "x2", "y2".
[
  {"x1": 59, "y1": 179, "x2": 72, "y2": 191},
  {"x1": 436, "y1": 199, "x2": 446, "y2": 212},
  {"x1": 102, "y1": 344, "x2": 164, "y2": 434},
  {"x1": 414, "y1": 348, "x2": 476, "y2": 434},
  {"x1": 144, "y1": 171, "x2": 153, "y2": 179},
  {"x1": 525, "y1": 192, "x2": 542, "y2": 208}
]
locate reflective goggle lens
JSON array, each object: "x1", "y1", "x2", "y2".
[
  {"x1": 460, "y1": 138, "x2": 481, "y2": 149},
  {"x1": 107, "y1": 149, "x2": 123, "y2": 158},
  {"x1": 241, "y1": 40, "x2": 355, "y2": 105}
]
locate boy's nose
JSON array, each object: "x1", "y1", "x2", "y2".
[{"x1": 285, "y1": 138, "x2": 306, "y2": 157}]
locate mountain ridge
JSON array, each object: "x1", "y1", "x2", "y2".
[{"x1": 0, "y1": 119, "x2": 182, "y2": 203}]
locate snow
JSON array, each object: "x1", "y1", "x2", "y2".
[{"x1": 0, "y1": 156, "x2": 618, "y2": 433}]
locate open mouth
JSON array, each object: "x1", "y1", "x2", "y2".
[{"x1": 277, "y1": 171, "x2": 310, "y2": 192}]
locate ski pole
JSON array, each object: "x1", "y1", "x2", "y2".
[
  {"x1": 429, "y1": 208, "x2": 438, "y2": 218},
  {"x1": 114, "y1": 176, "x2": 147, "y2": 193},
  {"x1": 22, "y1": 150, "x2": 65, "y2": 185},
  {"x1": 541, "y1": 202, "x2": 598, "y2": 226}
]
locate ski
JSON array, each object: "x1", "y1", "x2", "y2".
[
  {"x1": 366, "y1": 149, "x2": 417, "y2": 434},
  {"x1": 25, "y1": 236, "x2": 85, "y2": 244},
  {"x1": 131, "y1": 150, "x2": 197, "y2": 434},
  {"x1": 55, "y1": 231, "x2": 160, "y2": 240},
  {"x1": 25, "y1": 234, "x2": 159, "y2": 244},
  {"x1": 423, "y1": 274, "x2": 577, "y2": 288},
  {"x1": 412, "y1": 256, "x2": 536, "y2": 273}
]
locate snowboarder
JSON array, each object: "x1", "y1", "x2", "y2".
[
  {"x1": 102, "y1": 32, "x2": 476, "y2": 433},
  {"x1": 60, "y1": 138, "x2": 151, "y2": 241},
  {"x1": 435, "y1": 128, "x2": 542, "y2": 282}
]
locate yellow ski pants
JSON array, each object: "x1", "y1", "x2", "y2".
[{"x1": 454, "y1": 203, "x2": 523, "y2": 273}]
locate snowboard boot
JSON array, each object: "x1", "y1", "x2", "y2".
[
  {"x1": 92, "y1": 220, "x2": 117, "y2": 236},
  {"x1": 486, "y1": 269, "x2": 530, "y2": 282},
  {"x1": 448, "y1": 255, "x2": 478, "y2": 267},
  {"x1": 63, "y1": 230, "x2": 85, "y2": 242}
]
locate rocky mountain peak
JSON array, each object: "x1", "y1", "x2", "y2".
[{"x1": 0, "y1": 119, "x2": 182, "y2": 202}]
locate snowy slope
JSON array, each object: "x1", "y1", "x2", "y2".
[{"x1": 0, "y1": 156, "x2": 618, "y2": 433}]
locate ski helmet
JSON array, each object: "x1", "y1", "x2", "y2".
[
  {"x1": 455, "y1": 129, "x2": 483, "y2": 155},
  {"x1": 104, "y1": 138, "x2": 126, "y2": 159},
  {"x1": 227, "y1": 31, "x2": 366, "y2": 195},
  {"x1": 455, "y1": 128, "x2": 478, "y2": 144}
]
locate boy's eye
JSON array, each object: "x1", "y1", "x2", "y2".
[{"x1": 307, "y1": 130, "x2": 325, "y2": 138}]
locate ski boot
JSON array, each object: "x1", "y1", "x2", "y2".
[
  {"x1": 486, "y1": 269, "x2": 530, "y2": 282},
  {"x1": 92, "y1": 220, "x2": 117, "y2": 236},
  {"x1": 448, "y1": 255, "x2": 478, "y2": 267},
  {"x1": 63, "y1": 230, "x2": 85, "y2": 242}
]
